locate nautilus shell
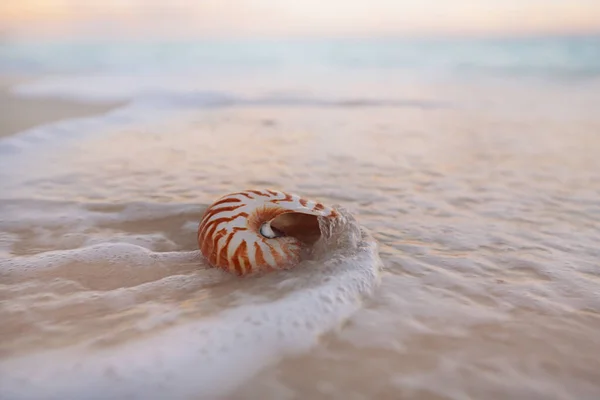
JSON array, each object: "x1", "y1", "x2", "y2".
[{"x1": 198, "y1": 189, "x2": 339, "y2": 276}]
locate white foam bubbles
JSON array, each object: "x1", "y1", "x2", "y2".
[{"x1": 0, "y1": 208, "x2": 382, "y2": 399}]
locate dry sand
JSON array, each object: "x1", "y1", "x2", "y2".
[{"x1": 0, "y1": 75, "x2": 123, "y2": 138}]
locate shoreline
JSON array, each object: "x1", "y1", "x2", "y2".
[{"x1": 0, "y1": 75, "x2": 125, "y2": 139}]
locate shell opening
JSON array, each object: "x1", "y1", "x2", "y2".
[{"x1": 268, "y1": 212, "x2": 322, "y2": 246}]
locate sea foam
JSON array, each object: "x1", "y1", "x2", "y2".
[{"x1": 0, "y1": 208, "x2": 382, "y2": 400}]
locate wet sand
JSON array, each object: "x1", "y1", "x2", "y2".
[
  {"x1": 0, "y1": 76, "x2": 123, "y2": 138},
  {"x1": 1, "y1": 75, "x2": 600, "y2": 399}
]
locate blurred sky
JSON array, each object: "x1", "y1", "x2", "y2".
[{"x1": 1, "y1": 0, "x2": 600, "y2": 41}]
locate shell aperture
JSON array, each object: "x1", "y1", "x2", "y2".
[{"x1": 197, "y1": 189, "x2": 339, "y2": 275}]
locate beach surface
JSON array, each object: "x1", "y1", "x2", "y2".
[
  {"x1": 0, "y1": 76, "x2": 122, "y2": 138},
  {"x1": 1, "y1": 36, "x2": 600, "y2": 400}
]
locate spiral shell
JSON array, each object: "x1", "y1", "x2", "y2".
[{"x1": 198, "y1": 189, "x2": 338, "y2": 275}]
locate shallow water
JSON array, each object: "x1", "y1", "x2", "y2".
[{"x1": 1, "y1": 73, "x2": 600, "y2": 399}]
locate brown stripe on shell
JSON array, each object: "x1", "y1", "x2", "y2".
[
  {"x1": 199, "y1": 211, "x2": 249, "y2": 241},
  {"x1": 231, "y1": 240, "x2": 248, "y2": 275},
  {"x1": 225, "y1": 227, "x2": 247, "y2": 269},
  {"x1": 313, "y1": 203, "x2": 324, "y2": 211},
  {"x1": 201, "y1": 222, "x2": 226, "y2": 256},
  {"x1": 211, "y1": 228, "x2": 228, "y2": 265},
  {"x1": 238, "y1": 254, "x2": 247, "y2": 275},
  {"x1": 199, "y1": 222, "x2": 221, "y2": 254},
  {"x1": 198, "y1": 197, "x2": 242, "y2": 228},
  {"x1": 299, "y1": 198, "x2": 308, "y2": 207},
  {"x1": 254, "y1": 242, "x2": 267, "y2": 270},
  {"x1": 210, "y1": 197, "x2": 242, "y2": 208},
  {"x1": 226, "y1": 191, "x2": 253, "y2": 199},
  {"x1": 271, "y1": 192, "x2": 293, "y2": 203},
  {"x1": 200, "y1": 223, "x2": 219, "y2": 257},
  {"x1": 217, "y1": 229, "x2": 237, "y2": 267},
  {"x1": 200, "y1": 204, "x2": 244, "y2": 228},
  {"x1": 206, "y1": 229, "x2": 225, "y2": 266},
  {"x1": 199, "y1": 212, "x2": 249, "y2": 254}
]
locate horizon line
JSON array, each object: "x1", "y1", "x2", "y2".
[{"x1": 2, "y1": 29, "x2": 599, "y2": 44}]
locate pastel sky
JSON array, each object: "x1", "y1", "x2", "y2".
[{"x1": 1, "y1": 0, "x2": 599, "y2": 40}]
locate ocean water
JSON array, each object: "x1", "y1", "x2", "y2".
[
  {"x1": 1, "y1": 36, "x2": 600, "y2": 399},
  {"x1": 2, "y1": 36, "x2": 600, "y2": 77}
]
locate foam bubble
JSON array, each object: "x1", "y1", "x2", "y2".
[{"x1": 0, "y1": 209, "x2": 382, "y2": 399}]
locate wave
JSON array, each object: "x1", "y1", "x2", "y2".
[
  {"x1": 10, "y1": 73, "x2": 451, "y2": 106},
  {"x1": 0, "y1": 76, "x2": 449, "y2": 162},
  {"x1": 0, "y1": 205, "x2": 382, "y2": 399}
]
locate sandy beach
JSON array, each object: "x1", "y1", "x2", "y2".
[
  {"x1": 0, "y1": 76, "x2": 122, "y2": 138},
  {"x1": 1, "y1": 33, "x2": 600, "y2": 400},
  {"x1": 2, "y1": 82, "x2": 600, "y2": 399}
]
